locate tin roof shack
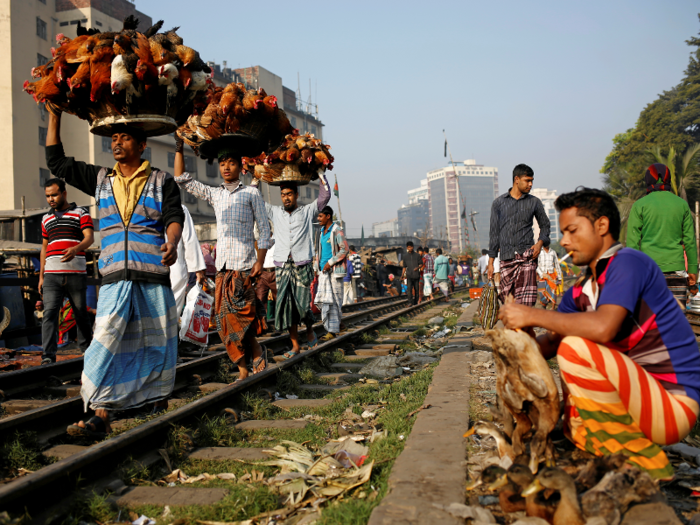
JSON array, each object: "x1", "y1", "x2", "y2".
[
  {"x1": 0, "y1": 207, "x2": 51, "y2": 245},
  {"x1": 358, "y1": 246, "x2": 405, "y2": 297}
]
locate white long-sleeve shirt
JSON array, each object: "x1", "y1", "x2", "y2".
[
  {"x1": 169, "y1": 205, "x2": 207, "y2": 313},
  {"x1": 536, "y1": 248, "x2": 563, "y2": 282}
]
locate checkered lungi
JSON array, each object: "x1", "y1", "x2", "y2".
[
  {"x1": 498, "y1": 249, "x2": 538, "y2": 306},
  {"x1": 664, "y1": 272, "x2": 688, "y2": 306}
]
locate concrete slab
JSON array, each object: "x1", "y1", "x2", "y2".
[
  {"x1": 368, "y1": 335, "x2": 472, "y2": 525},
  {"x1": 272, "y1": 398, "x2": 334, "y2": 409},
  {"x1": 116, "y1": 487, "x2": 228, "y2": 507},
  {"x1": 42, "y1": 444, "x2": 88, "y2": 460},
  {"x1": 43, "y1": 385, "x2": 81, "y2": 398},
  {"x1": 2, "y1": 399, "x2": 55, "y2": 415},
  {"x1": 188, "y1": 382, "x2": 229, "y2": 394},
  {"x1": 353, "y1": 348, "x2": 391, "y2": 357},
  {"x1": 189, "y1": 447, "x2": 267, "y2": 461},
  {"x1": 316, "y1": 372, "x2": 364, "y2": 384},
  {"x1": 234, "y1": 419, "x2": 309, "y2": 430},
  {"x1": 299, "y1": 384, "x2": 350, "y2": 392},
  {"x1": 455, "y1": 301, "x2": 480, "y2": 329}
]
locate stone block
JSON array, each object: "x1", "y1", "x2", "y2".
[
  {"x1": 299, "y1": 384, "x2": 350, "y2": 392},
  {"x1": 44, "y1": 384, "x2": 82, "y2": 398},
  {"x1": 188, "y1": 382, "x2": 229, "y2": 394},
  {"x1": 42, "y1": 444, "x2": 88, "y2": 460},
  {"x1": 2, "y1": 399, "x2": 55, "y2": 415},
  {"x1": 353, "y1": 348, "x2": 391, "y2": 357},
  {"x1": 116, "y1": 487, "x2": 228, "y2": 507}
]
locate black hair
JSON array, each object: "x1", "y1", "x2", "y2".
[
  {"x1": 406, "y1": 241, "x2": 414, "y2": 247},
  {"x1": 349, "y1": 245, "x2": 356, "y2": 251},
  {"x1": 279, "y1": 181, "x2": 299, "y2": 194},
  {"x1": 320, "y1": 205, "x2": 333, "y2": 217},
  {"x1": 417, "y1": 246, "x2": 424, "y2": 252},
  {"x1": 45, "y1": 178, "x2": 66, "y2": 192},
  {"x1": 513, "y1": 163, "x2": 534, "y2": 182},
  {"x1": 555, "y1": 187, "x2": 621, "y2": 241},
  {"x1": 436, "y1": 248, "x2": 442, "y2": 255},
  {"x1": 481, "y1": 249, "x2": 488, "y2": 255}
]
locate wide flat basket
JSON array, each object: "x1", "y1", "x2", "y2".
[
  {"x1": 90, "y1": 115, "x2": 177, "y2": 138},
  {"x1": 268, "y1": 164, "x2": 313, "y2": 187},
  {"x1": 199, "y1": 133, "x2": 262, "y2": 160}
]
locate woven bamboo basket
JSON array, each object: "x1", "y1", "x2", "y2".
[
  {"x1": 89, "y1": 114, "x2": 178, "y2": 138},
  {"x1": 267, "y1": 164, "x2": 313, "y2": 186}
]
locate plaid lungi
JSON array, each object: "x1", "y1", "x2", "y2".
[
  {"x1": 436, "y1": 278, "x2": 450, "y2": 298},
  {"x1": 558, "y1": 336, "x2": 699, "y2": 479},
  {"x1": 499, "y1": 249, "x2": 538, "y2": 306},
  {"x1": 215, "y1": 269, "x2": 266, "y2": 364},
  {"x1": 275, "y1": 260, "x2": 316, "y2": 331},
  {"x1": 664, "y1": 272, "x2": 688, "y2": 306},
  {"x1": 81, "y1": 281, "x2": 178, "y2": 412}
]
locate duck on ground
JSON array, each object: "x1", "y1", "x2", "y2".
[{"x1": 464, "y1": 420, "x2": 515, "y2": 461}]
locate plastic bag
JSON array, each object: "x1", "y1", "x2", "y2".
[
  {"x1": 179, "y1": 284, "x2": 213, "y2": 345},
  {"x1": 479, "y1": 280, "x2": 499, "y2": 330}
]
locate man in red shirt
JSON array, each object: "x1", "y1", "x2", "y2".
[{"x1": 39, "y1": 178, "x2": 94, "y2": 365}]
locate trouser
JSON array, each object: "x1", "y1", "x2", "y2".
[
  {"x1": 255, "y1": 269, "x2": 278, "y2": 322},
  {"x1": 664, "y1": 272, "x2": 688, "y2": 306},
  {"x1": 42, "y1": 274, "x2": 93, "y2": 361},
  {"x1": 343, "y1": 279, "x2": 356, "y2": 305},
  {"x1": 377, "y1": 278, "x2": 386, "y2": 296},
  {"x1": 406, "y1": 278, "x2": 420, "y2": 305},
  {"x1": 558, "y1": 336, "x2": 699, "y2": 479}
]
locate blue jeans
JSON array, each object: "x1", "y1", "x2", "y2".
[{"x1": 42, "y1": 274, "x2": 93, "y2": 361}]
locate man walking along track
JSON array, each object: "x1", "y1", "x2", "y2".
[
  {"x1": 488, "y1": 163, "x2": 550, "y2": 306},
  {"x1": 627, "y1": 163, "x2": 698, "y2": 305},
  {"x1": 46, "y1": 112, "x2": 184, "y2": 436},
  {"x1": 263, "y1": 180, "x2": 330, "y2": 358},
  {"x1": 401, "y1": 241, "x2": 422, "y2": 305},
  {"x1": 174, "y1": 142, "x2": 271, "y2": 380},
  {"x1": 39, "y1": 178, "x2": 95, "y2": 366}
]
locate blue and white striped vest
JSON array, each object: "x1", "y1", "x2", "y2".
[{"x1": 95, "y1": 167, "x2": 171, "y2": 285}]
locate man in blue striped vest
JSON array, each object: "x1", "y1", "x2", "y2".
[{"x1": 45, "y1": 112, "x2": 185, "y2": 437}]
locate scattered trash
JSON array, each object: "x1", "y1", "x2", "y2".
[
  {"x1": 432, "y1": 328, "x2": 451, "y2": 339},
  {"x1": 461, "y1": 302, "x2": 470, "y2": 308},
  {"x1": 286, "y1": 394, "x2": 299, "y2": 400},
  {"x1": 432, "y1": 503, "x2": 496, "y2": 522},
  {"x1": 161, "y1": 506, "x2": 172, "y2": 520},
  {"x1": 664, "y1": 443, "x2": 700, "y2": 466},
  {"x1": 399, "y1": 393, "x2": 407, "y2": 401},
  {"x1": 408, "y1": 403, "x2": 435, "y2": 417},
  {"x1": 478, "y1": 495, "x2": 500, "y2": 506},
  {"x1": 428, "y1": 316, "x2": 445, "y2": 325},
  {"x1": 359, "y1": 356, "x2": 403, "y2": 378},
  {"x1": 398, "y1": 435, "x2": 405, "y2": 441},
  {"x1": 131, "y1": 516, "x2": 156, "y2": 525},
  {"x1": 396, "y1": 353, "x2": 438, "y2": 368},
  {"x1": 361, "y1": 410, "x2": 376, "y2": 419},
  {"x1": 160, "y1": 469, "x2": 238, "y2": 485}
]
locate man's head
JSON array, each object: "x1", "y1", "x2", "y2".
[
  {"x1": 44, "y1": 178, "x2": 67, "y2": 210},
  {"x1": 317, "y1": 205, "x2": 333, "y2": 227},
  {"x1": 512, "y1": 164, "x2": 534, "y2": 194},
  {"x1": 436, "y1": 248, "x2": 442, "y2": 255},
  {"x1": 349, "y1": 245, "x2": 356, "y2": 252},
  {"x1": 481, "y1": 249, "x2": 488, "y2": 255},
  {"x1": 218, "y1": 150, "x2": 242, "y2": 184},
  {"x1": 448, "y1": 257, "x2": 453, "y2": 263},
  {"x1": 406, "y1": 241, "x2": 414, "y2": 253},
  {"x1": 111, "y1": 126, "x2": 147, "y2": 164},
  {"x1": 280, "y1": 181, "x2": 299, "y2": 212},
  {"x1": 417, "y1": 246, "x2": 424, "y2": 254},
  {"x1": 645, "y1": 163, "x2": 672, "y2": 194},
  {"x1": 555, "y1": 187, "x2": 620, "y2": 267}
]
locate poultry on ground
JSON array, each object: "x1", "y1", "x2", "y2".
[
  {"x1": 464, "y1": 421, "x2": 515, "y2": 460},
  {"x1": 522, "y1": 467, "x2": 585, "y2": 525}
]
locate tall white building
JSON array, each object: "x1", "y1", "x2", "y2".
[
  {"x1": 372, "y1": 218, "x2": 399, "y2": 238},
  {"x1": 531, "y1": 188, "x2": 560, "y2": 244},
  {"x1": 407, "y1": 179, "x2": 428, "y2": 204},
  {"x1": 426, "y1": 159, "x2": 499, "y2": 252}
]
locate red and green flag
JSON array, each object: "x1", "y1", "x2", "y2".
[{"x1": 333, "y1": 181, "x2": 339, "y2": 197}]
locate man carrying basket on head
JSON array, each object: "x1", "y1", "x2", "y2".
[
  {"x1": 261, "y1": 179, "x2": 330, "y2": 358},
  {"x1": 46, "y1": 112, "x2": 185, "y2": 437},
  {"x1": 174, "y1": 140, "x2": 271, "y2": 381}
]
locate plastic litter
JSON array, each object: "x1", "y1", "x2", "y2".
[
  {"x1": 286, "y1": 394, "x2": 299, "y2": 400},
  {"x1": 132, "y1": 516, "x2": 156, "y2": 525},
  {"x1": 179, "y1": 284, "x2": 213, "y2": 346}
]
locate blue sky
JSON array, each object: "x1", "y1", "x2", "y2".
[{"x1": 141, "y1": 0, "x2": 699, "y2": 237}]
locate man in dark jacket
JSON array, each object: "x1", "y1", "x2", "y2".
[
  {"x1": 46, "y1": 112, "x2": 184, "y2": 437},
  {"x1": 401, "y1": 241, "x2": 422, "y2": 305},
  {"x1": 376, "y1": 258, "x2": 389, "y2": 297}
]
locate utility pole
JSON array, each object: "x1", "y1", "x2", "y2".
[
  {"x1": 334, "y1": 173, "x2": 343, "y2": 227},
  {"x1": 469, "y1": 210, "x2": 481, "y2": 252}
]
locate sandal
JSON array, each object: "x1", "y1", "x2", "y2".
[
  {"x1": 283, "y1": 350, "x2": 300, "y2": 359},
  {"x1": 67, "y1": 415, "x2": 107, "y2": 438},
  {"x1": 252, "y1": 344, "x2": 268, "y2": 374},
  {"x1": 303, "y1": 332, "x2": 319, "y2": 350}
]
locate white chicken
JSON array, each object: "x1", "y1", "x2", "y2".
[
  {"x1": 158, "y1": 63, "x2": 179, "y2": 113},
  {"x1": 110, "y1": 55, "x2": 141, "y2": 113}
]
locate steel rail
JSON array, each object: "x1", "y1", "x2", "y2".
[{"x1": 0, "y1": 290, "x2": 465, "y2": 513}]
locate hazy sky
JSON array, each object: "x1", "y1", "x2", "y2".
[{"x1": 141, "y1": 0, "x2": 699, "y2": 237}]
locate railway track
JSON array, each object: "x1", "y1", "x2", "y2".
[{"x1": 0, "y1": 289, "x2": 468, "y2": 517}]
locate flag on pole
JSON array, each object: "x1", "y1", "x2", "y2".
[
  {"x1": 461, "y1": 208, "x2": 466, "y2": 219},
  {"x1": 361, "y1": 225, "x2": 365, "y2": 247},
  {"x1": 444, "y1": 140, "x2": 447, "y2": 157},
  {"x1": 333, "y1": 181, "x2": 339, "y2": 197}
]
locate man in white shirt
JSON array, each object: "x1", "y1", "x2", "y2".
[
  {"x1": 477, "y1": 249, "x2": 490, "y2": 285},
  {"x1": 255, "y1": 224, "x2": 277, "y2": 329},
  {"x1": 169, "y1": 205, "x2": 207, "y2": 315},
  {"x1": 536, "y1": 245, "x2": 563, "y2": 309}
]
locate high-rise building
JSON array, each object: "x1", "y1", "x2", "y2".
[
  {"x1": 531, "y1": 188, "x2": 560, "y2": 244},
  {"x1": 0, "y1": 1, "x2": 324, "y2": 242},
  {"x1": 407, "y1": 179, "x2": 428, "y2": 204},
  {"x1": 398, "y1": 200, "x2": 429, "y2": 237},
  {"x1": 427, "y1": 159, "x2": 498, "y2": 252},
  {"x1": 372, "y1": 218, "x2": 399, "y2": 238}
]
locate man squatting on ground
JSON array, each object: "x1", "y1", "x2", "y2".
[
  {"x1": 46, "y1": 112, "x2": 184, "y2": 436},
  {"x1": 39, "y1": 178, "x2": 95, "y2": 365},
  {"x1": 262, "y1": 179, "x2": 330, "y2": 358},
  {"x1": 174, "y1": 141, "x2": 271, "y2": 380},
  {"x1": 315, "y1": 205, "x2": 350, "y2": 340},
  {"x1": 488, "y1": 163, "x2": 550, "y2": 305},
  {"x1": 499, "y1": 188, "x2": 700, "y2": 479},
  {"x1": 627, "y1": 163, "x2": 698, "y2": 305}
]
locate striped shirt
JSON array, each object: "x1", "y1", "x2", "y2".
[
  {"x1": 41, "y1": 204, "x2": 93, "y2": 274},
  {"x1": 422, "y1": 253, "x2": 434, "y2": 274},
  {"x1": 488, "y1": 190, "x2": 550, "y2": 261},
  {"x1": 176, "y1": 174, "x2": 271, "y2": 271},
  {"x1": 349, "y1": 252, "x2": 362, "y2": 278}
]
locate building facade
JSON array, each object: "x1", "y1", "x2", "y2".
[
  {"x1": 531, "y1": 188, "x2": 560, "y2": 244},
  {"x1": 427, "y1": 159, "x2": 498, "y2": 252},
  {"x1": 397, "y1": 199, "x2": 429, "y2": 237},
  {"x1": 0, "y1": 1, "x2": 324, "y2": 240},
  {"x1": 372, "y1": 218, "x2": 399, "y2": 238},
  {"x1": 407, "y1": 179, "x2": 429, "y2": 205}
]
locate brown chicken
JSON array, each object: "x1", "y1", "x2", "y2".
[
  {"x1": 68, "y1": 61, "x2": 91, "y2": 93},
  {"x1": 24, "y1": 74, "x2": 61, "y2": 103},
  {"x1": 88, "y1": 44, "x2": 115, "y2": 102},
  {"x1": 242, "y1": 88, "x2": 264, "y2": 111}
]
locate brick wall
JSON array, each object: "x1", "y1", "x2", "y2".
[{"x1": 55, "y1": 0, "x2": 152, "y2": 30}]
